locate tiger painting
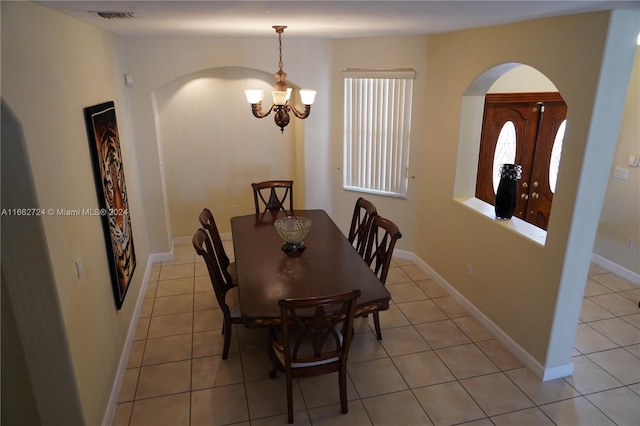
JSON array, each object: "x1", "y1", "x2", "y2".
[{"x1": 85, "y1": 101, "x2": 136, "y2": 309}]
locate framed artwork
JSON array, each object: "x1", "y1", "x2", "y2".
[{"x1": 84, "y1": 101, "x2": 136, "y2": 309}]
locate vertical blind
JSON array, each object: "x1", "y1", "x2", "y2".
[{"x1": 343, "y1": 69, "x2": 415, "y2": 197}]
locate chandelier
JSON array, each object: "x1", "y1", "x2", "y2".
[{"x1": 245, "y1": 26, "x2": 316, "y2": 133}]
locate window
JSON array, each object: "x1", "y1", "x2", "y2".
[
  {"x1": 343, "y1": 69, "x2": 415, "y2": 198},
  {"x1": 492, "y1": 121, "x2": 517, "y2": 192},
  {"x1": 549, "y1": 119, "x2": 566, "y2": 193}
]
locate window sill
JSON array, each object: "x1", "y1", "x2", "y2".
[
  {"x1": 455, "y1": 197, "x2": 547, "y2": 246},
  {"x1": 344, "y1": 186, "x2": 407, "y2": 199}
]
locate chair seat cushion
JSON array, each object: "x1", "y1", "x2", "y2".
[
  {"x1": 225, "y1": 286, "x2": 242, "y2": 319},
  {"x1": 272, "y1": 328, "x2": 342, "y2": 368}
]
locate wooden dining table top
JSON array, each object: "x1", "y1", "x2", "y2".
[{"x1": 230, "y1": 209, "x2": 391, "y2": 327}]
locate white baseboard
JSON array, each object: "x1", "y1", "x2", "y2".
[
  {"x1": 591, "y1": 253, "x2": 640, "y2": 285},
  {"x1": 103, "y1": 240, "x2": 584, "y2": 425},
  {"x1": 173, "y1": 235, "x2": 192, "y2": 245},
  {"x1": 392, "y1": 249, "x2": 414, "y2": 261},
  {"x1": 102, "y1": 249, "x2": 173, "y2": 426},
  {"x1": 409, "y1": 252, "x2": 572, "y2": 381},
  {"x1": 542, "y1": 362, "x2": 574, "y2": 381},
  {"x1": 152, "y1": 250, "x2": 174, "y2": 263}
]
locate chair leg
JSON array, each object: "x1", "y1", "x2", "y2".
[
  {"x1": 222, "y1": 319, "x2": 232, "y2": 360},
  {"x1": 373, "y1": 312, "x2": 382, "y2": 340},
  {"x1": 285, "y1": 373, "x2": 294, "y2": 424},
  {"x1": 339, "y1": 367, "x2": 349, "y2": 414}
]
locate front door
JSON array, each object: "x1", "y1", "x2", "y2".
[{"x1": 475, "y1": 93, "x2": 568, "y2": 230}]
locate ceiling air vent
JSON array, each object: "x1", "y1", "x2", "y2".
[{"x1": 94, "y1": 12, "x2": 136, "y2": 20}]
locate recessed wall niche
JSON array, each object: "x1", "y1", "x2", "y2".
[
  {"x1": 153, "y1": 66, "x2": 299, "y2": 239},
  {"x1": 454, "y1": 63, "x2": 560, "y2": 244}
]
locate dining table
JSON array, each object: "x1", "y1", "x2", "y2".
[{"x1": 230, "y1": 209, "x2": 391, "y2": 328}]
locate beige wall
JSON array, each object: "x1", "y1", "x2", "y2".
[
  {"x1": 488, "y1": 65, "x2": 558, "y2": 93},
  {"x1": 489, "y1": 59, "x2": 640, "y2": 280},
  {"x1": 154, "y1": 67, "x2": 297, "y2": 239},
  {"x1": 2, "y1": 1, "x2": 638, "y2": 422},
  {"x1": 326, "y1": 15, "x2": 638, "y2": 374},
  {"x1": 594, "y1": 46, "x2": 640, "y2": 276},
  {"x1": 2, "y1": 2, "x2": 151, "y2": 424},
  {"x1": 120, "y1": 36, "x2": 332, "y2": 248},
  {"x1": 415, "y1": 11, "x2": 637, "y2": 371},
  {"x1": 330, "y1": 36, "x2": 428, "y2": 250}
]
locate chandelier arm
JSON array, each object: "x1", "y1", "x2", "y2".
[
  {"x1": 250, "y1": 102, "x2": 275, "y2": 119},
  {"x1": 288, "y1": 103, "x2": 311, "y2": 119}
]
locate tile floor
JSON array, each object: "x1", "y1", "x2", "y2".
[{"x1": 113, "y1": 242, "x2": 640, "y2": 426}]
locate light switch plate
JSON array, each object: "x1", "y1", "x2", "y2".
[
  {"x1": 613, "y1": 167, "x2": 629, "y2": 180},
  {"x1": 124, "y1": 74, "x2": 134, "y2": 87}
]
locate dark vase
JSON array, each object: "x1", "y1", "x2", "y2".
[
  {"x1": 495, "y1": 164, "x2": 521, "y2": 220},
  {"x1": 495, "y1": 177, "x2": 517, "y2": 219}
]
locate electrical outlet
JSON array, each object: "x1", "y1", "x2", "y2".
[
  {"x1": 466, "y1": 264, "x2": 473, "y2": 276},
  {"x1": 627, "y1": 238, "x2": 634, "y2": 249},
  {"x1": 232, "y1": 204, "x2": 238, "y2": 213}
]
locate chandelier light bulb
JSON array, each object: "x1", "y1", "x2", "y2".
[
  {"x1": 299, "y1": 90, "x2": 317, "y2": 105},
  {"x1": 245, "y1": 89, "x2": 264, "y2": 104}
]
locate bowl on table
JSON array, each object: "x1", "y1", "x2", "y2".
[{"x1": 274, "y1": 216, "x2": 312, "y2": 254}]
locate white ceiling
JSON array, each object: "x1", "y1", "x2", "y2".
[{"x1": 37, "y1": 0, "x2": 639, "y2": 38}]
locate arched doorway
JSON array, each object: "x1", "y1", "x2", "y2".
[{"x1": 152, "y1": 67, "x2": 306, "y2": 239}]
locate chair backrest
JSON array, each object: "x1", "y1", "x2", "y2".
[
  {"x1": 199, "y1": 208, "x2": 233, "y2": 286},
  {"x1": 252, "y1": 180, "x2": 293, "y2": 214},
  {"x1": 192, "y1": 228, "x2": 233, "y2": 313},
  {"x1": 347, "y1": 197, "x2": 378, "y2": 256},
  {"x1": 279, "y1": 289, "x2": 360, "y2": 369},
  {"x1": 363, "y1": 216, "x2": 402, "y2": 285}
]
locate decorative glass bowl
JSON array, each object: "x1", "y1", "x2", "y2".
[{"x1": 274, "y1": 216, "x2": 311, "y2": 254}]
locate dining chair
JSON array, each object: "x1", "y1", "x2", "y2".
[
  {"x1": 199, "y1": 208, "x2": 237, "y2": 287},
  {"x1": 268, "y1": 289, "x2": 360, "y2": 424},
  {"x1": 192, "y1": 228, "x2": 243, "y2": 360},
  {"x1": 251, "y1": 180, "x2": 293, "y2": 214},
  {"x1": 347, "y1": 197, "x2": 378, "y2": 257},
  {"x1": 362, "y1": 216, "x2": 402, "y2": 340}
]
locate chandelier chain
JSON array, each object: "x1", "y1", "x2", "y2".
[{"x1": 278, "y1": 31, "x2": 284, "y2": 72}]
